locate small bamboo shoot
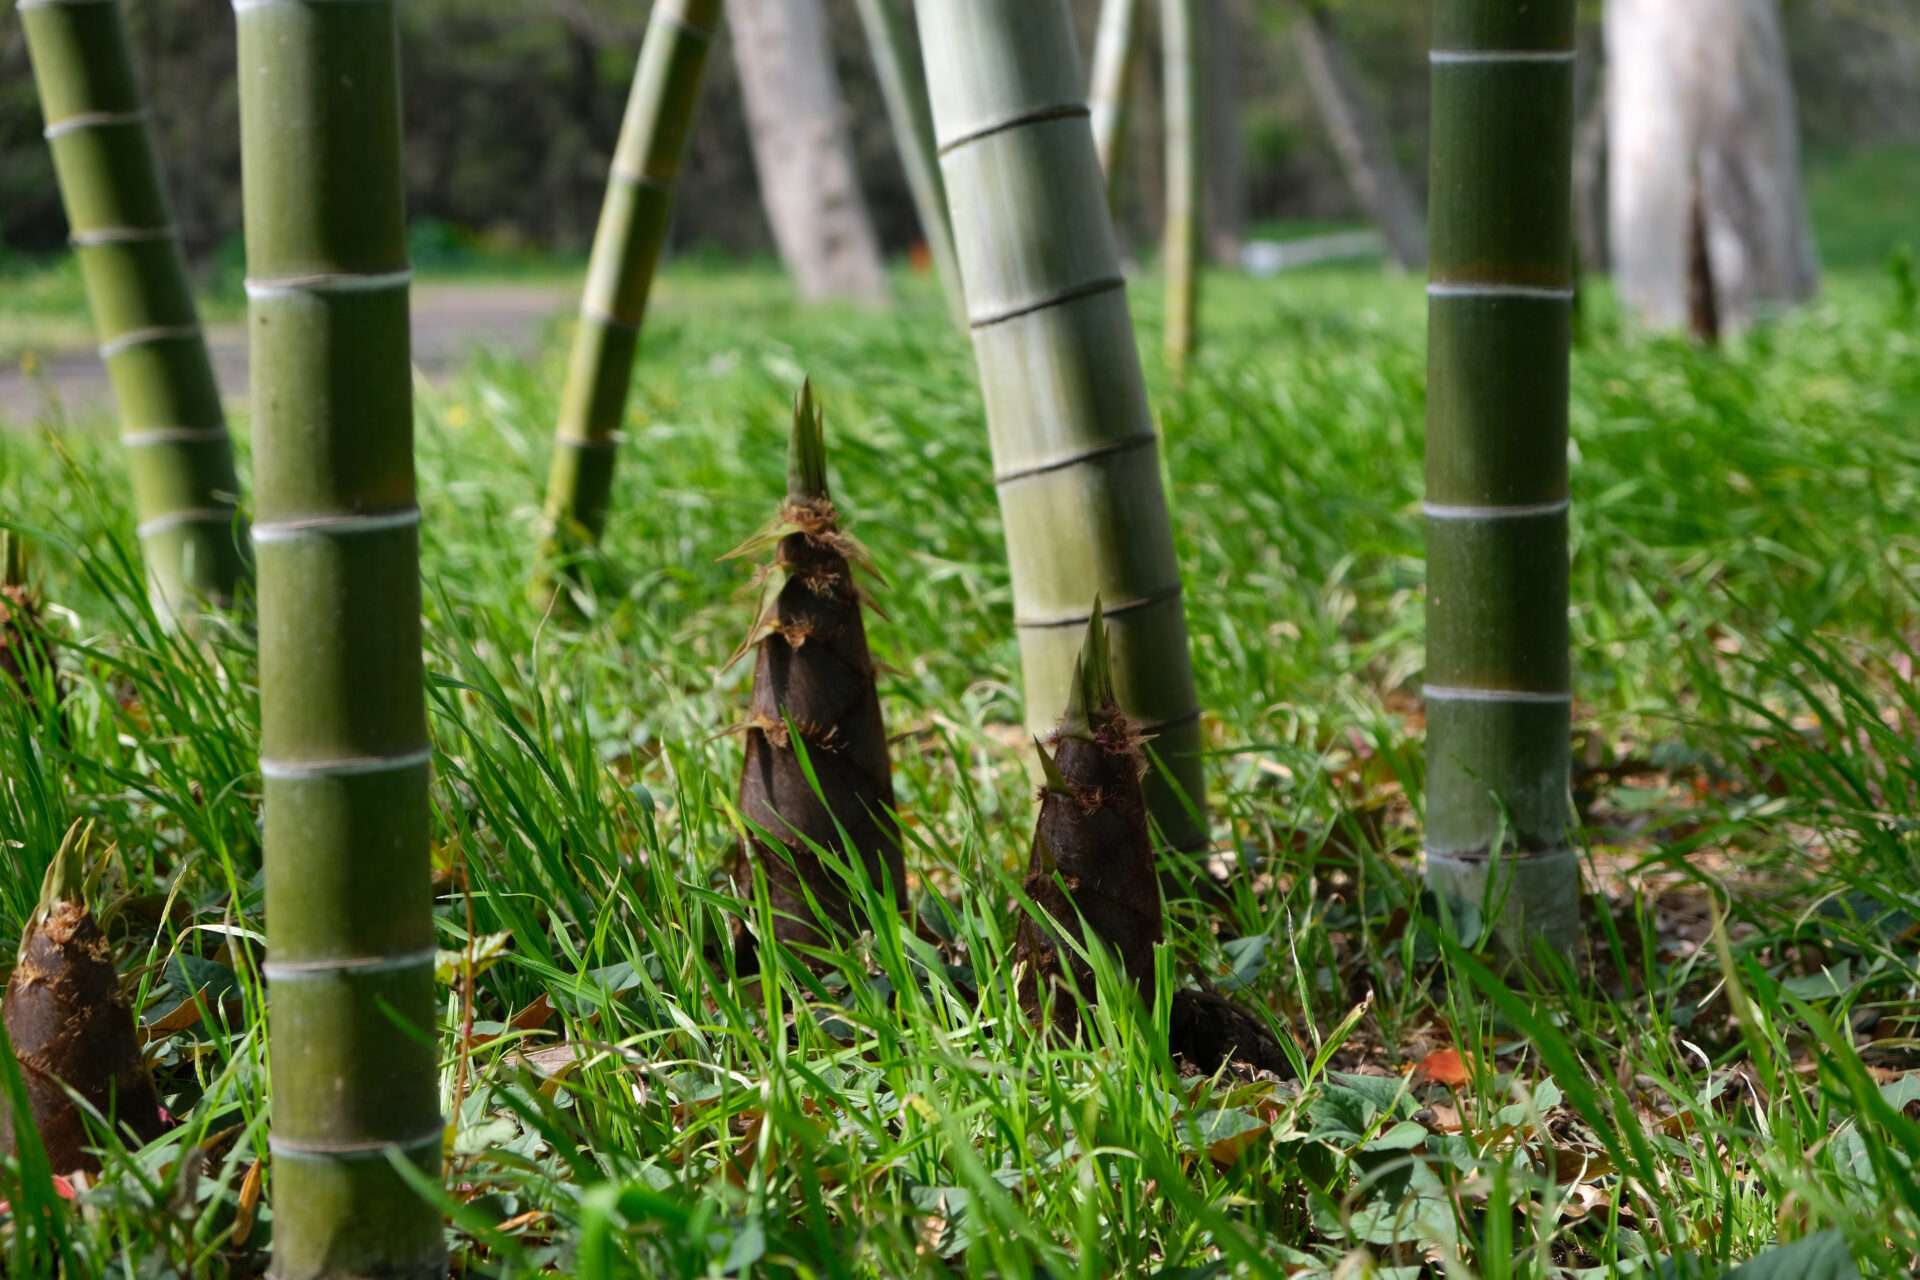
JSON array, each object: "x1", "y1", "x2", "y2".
[
  {"x1": 1, "y1": 824, "x2": 162, "y2": 1177},
  {"x1": 730, "y1": 384, "x2": 905, "y2": 960}
]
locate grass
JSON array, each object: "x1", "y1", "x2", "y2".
[{"x1": 1, "y1": 236, "x2": 1918, "y2": 1274}]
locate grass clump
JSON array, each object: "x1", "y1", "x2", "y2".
[{"x1": 0, "y1": 257, "x2": 1913, "y2": 1275}]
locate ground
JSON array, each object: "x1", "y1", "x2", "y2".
[{"x1": 0, "y1": 177, "x2": 1916, "y2": 1275}]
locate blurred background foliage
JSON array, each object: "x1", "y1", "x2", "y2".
[{"x1": 2, "y1": 0, "x2": 1915, "y2": 271}]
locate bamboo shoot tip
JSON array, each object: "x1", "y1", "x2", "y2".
[{"x1": 787, "y1": 379, "x2": 830, "y2": 502}]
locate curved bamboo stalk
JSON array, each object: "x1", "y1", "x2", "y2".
[
  {"x1": 854, "y1": 0, "x2": 965, "y2": 330},
  {"x1": 234, "y1": 0, "x2": 442, "y2": 1273},
  {"x1": 919, "y1": 0, "x2": 1207, "y2": 854},
  {"x1": 542, "y1": 0, "x2": 723, "y2": 560},
  {"x1": 1160, "y1": 0, "x2": 1200, "y2": 375},
  {"x1": 18, "y1": 0, "x2": 247, "y2": 619},
  {"x1": 1424, "y1": 0, "x2": 1579, "y2": 956},
  {"x1": 1087, "y1": 0, "x2": 1140, "y2": 196}
]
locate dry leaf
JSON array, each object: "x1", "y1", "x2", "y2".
[
  {"x1": 140, "y1": 990, "x2": 211, "y2": 1043},
  {"x1": 1414, "y1": 1047, "x2": 1472, "y2": 1088},
  {"x1": 230, "y1": 1160, "x2": 263, "y2": 1245}
]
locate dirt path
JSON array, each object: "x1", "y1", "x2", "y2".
[{"x1": 0, "y1": 282, "x2": 571, "y2": 429}]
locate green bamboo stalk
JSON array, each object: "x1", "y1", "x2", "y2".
[
  {"x1": 18, "y1": 0, "x2": 247, "y2": 619},
  {"x1": 541, "y1": 0, "x2": 722, "y2": 560},
  {"x1": 1424, "y1": 0, "x2": 1580, "y2": 956},
  {"x1": 854, "y1": 0, "x2": 965, "y2": 330},
  {"x1": 919, "y1": 0, "x2": 1207, "y2": 853},
  {"x1": 1087, "y1": 0, "x2": 1140, "y2": 197},
  {"x1": 234, "y1": 0, "x2": 442, "y2": 1274},
  {"x1": 1159, "y1": 0, "x2": 1200, "y2": 375}
]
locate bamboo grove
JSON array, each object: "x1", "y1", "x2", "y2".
[{"x1": 0, "y1": 0, "x2": 1606, "y2": 1265}]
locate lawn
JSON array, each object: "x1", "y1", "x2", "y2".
[{"x1": 1, "y1": 230, "x2": 1918, "y2": 1274}]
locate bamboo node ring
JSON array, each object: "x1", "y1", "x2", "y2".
[{"x1": 1422, "y1": 685, "x2": 1572, "y2": 705}]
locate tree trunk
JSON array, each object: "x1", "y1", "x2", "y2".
[
  {"x1": 1294, "y1": 4, "x2": 1428, "y2": 271},
  {"x1": 1606, "y1": 0, "x2": 1819, "y2": 332},
  {"x1": 1202, "y1": 0, "x2": 1247, "y2": 262},
  {"x1": 541, "y1": 0, "x2": 723, "y2": 564},
  {"x1": 1424, "y1": 0, "x2": 1580, "y2": 958},
  {"x1": 919, "y1": 0, "x2": 1208, "y2": 856},
  {"x1": 726, "y1": 0, "x2": 889, "y2": 307},
  {"x1": 19, "y1": 0, "x2": 248, "y2": 620},
  {"x1": 235, "y1": 1, "x2": 444, "y2": 1274},
  {"x1": 1572, "y1": 17, "x2": 1609, "y2": 274},
  {"x1": 1087, "y1": 0, "x2": 1141, "y2": 199},
  {"x1": 1161, "y1": 0, "x2": 1201, "y2": 374},
  {"x1": 854, "y1": 0, "x2": 966, "y2": 328}
]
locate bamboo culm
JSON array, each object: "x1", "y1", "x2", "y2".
[
  {"x1": 234, "y1": 0, "x2": 443, "y2": 1274},
  {"x1": 1423, "y1": 0, "x2": 1580, "y2": 956},
  {"x1": 542, "y1": 0, "x2": 722, "y2": 560},
  {"x1": 919, "y1": 0, "x2": 1208, "y2": 854},
  {"x1": 18, "y1": 0, "x2": 247, "y2": 619},
  {"x1": 1160, "y1": 0, "x2": 1201, "y2": 374},
  {"x1": 1087, "y1": 0, "x2": 1141, "y2": 196},
  {"x1": 854, "y1": 0, "x2": 966, "y2": 330}
]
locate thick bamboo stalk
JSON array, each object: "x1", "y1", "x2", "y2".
[
  {"x1": 542, "y1": 0, "x2": 722, "y2": 555},
  {"x1": 234, "y1": 1, "x2": 443, "y2": 1274},
  {"x1": 854, "y1": 0, "x2": 965, "y2": 330},
  {"x1": 18, "y1": 0, "x2": 247, "y2": 618},
  {"x1": 919, "y1": 0, "x2": 1207, "y2": 853},
  {"x1": 1087, "y1": 0, "x2": 1140, "y2": 196},
  {"x1": 1160, "y1": 0, "x2": 1200, "y2": 375},
  {"x1": 1424, "y1": 0, "x2": 1579, "y2": 956}
]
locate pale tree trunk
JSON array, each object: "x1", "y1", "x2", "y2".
[
  {"x1": 1203, "y1": 0, "x2": 1247, "y2": 262},
  {"x1": 1572, "y1": 18, "x2": 1609, "y2": 273},
  {"x1": 1607, "y1": 0, "x2": 1819, "y2": 332},
  {"x1": 1294, "y1": 4, "x2": 1427, "y2": 271},
  {"x1": 726, "y1": 0, "x2": 890, "y2": 306}
]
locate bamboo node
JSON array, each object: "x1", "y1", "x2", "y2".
[
  {"x1": 1428, "y1": 49, "x2": 1574, "y2": 65},
  {"x1": 41, "y1": 109, "x2": 147, "y2": 140},
  {"x1": 1422, "y1": 498, "x2": 1569, "y2": 521},
  {"x1": 259, "y1": 747, "x2": 433, "y2": 780},
  {"x1": 1426, "y1": 282, "x2": 1574, "y2": 302},
  {"x1": 135, "y1": 507, "x2": 237, "y2": 538},
  {"x1": 263, "y1": 946, "x2": 437, "y2": 980},
  {"x1": 99, "y1": 324, "x2": 202, "y2": 360},
  {"x1": 936, "y1": 101, "x2": 1090, "y2": 157},
  {"x1": 267, "y1": 1122, "x2": 446, "y2": 1162},
  {"x1": 1014, "y1": 583, "x2": 1182, "y2": 631},
  {"x1": 251, "y1": 508, "x2": 421, "y2": 544},
  {"x1": 993, "y1": 431, "x2": 1159, "y2": 487},
  {"x1": 1422, "y1": 685, "x2": 1571, "y2": 705},
  {"x1": 969, "y1": 275, "x2": 1127, "y2": 331}
]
